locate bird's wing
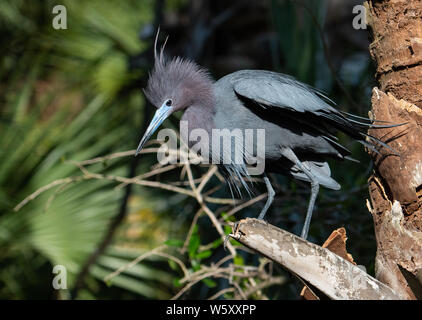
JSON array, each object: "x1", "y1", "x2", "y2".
[
  {"x1": 230, "y1": 70, "x2": 399, "y2": 156},
  {"x1": 231, "y1": 70, "x2": 340, "y2": 114},
  {"x1": 231, "y1": 70, "x2": 357, "y2": 149}
]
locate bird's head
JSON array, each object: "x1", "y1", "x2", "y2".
[{"x1": 135, "y1": 34, "x2": 214, "y2": 156}]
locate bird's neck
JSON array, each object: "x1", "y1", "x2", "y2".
[
  {"x1": 192, "y1": 79, "x2": 216, "y2": 114},
  {"x1": 182, "y1": 99, "x2": 215, "y2": 132},
  {"x1": 180, "y1": 87, "x2": 216, "y2": 150}
]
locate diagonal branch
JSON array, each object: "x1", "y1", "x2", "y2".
[{"x1": 228, "y1": 218, "x2": 403, "y2": 300}]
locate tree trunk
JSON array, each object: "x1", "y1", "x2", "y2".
[{"x1": 365, "y1": 0, "x2": 422, "y2": 300}]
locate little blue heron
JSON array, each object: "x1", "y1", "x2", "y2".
[{"x1": 135, "y1": 36, "x2": 401, "y2": 239}]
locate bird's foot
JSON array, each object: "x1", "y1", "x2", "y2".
[{"x1": 256, "y1": 215, "x2": 269, "y2": 225}]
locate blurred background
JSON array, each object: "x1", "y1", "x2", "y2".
[{"x1": 0, "y1": 0, "x2": 376, "y2": 300}]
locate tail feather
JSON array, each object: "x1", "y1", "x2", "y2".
[
  {"x1": 340, "y1": 111, "x2": 394, "y2": 124},
  {"x1": 323, "y1": 110, "x2": 406, "y2": 156},
  {"x1": 359, "y1": 132, "x2": 400, "y2": 155},
  {"x1": 347, "y1": 117, "x2": 408, "y2": 129},
  {"x1": 358, "y1": 139, "x2": 382, "y2": 155},
  {"x1": 344, "y1": 155, "x2": 360, "y2": 163}
]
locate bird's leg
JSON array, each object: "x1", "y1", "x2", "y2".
[
  {"x1": 257, "y1": 174, "x2": 275, "y2": 220},
  {"x1": 301, "y1": 181, "x2": 319, "y2": 239},
  {"x1": 280, "y1": 148, "x2": 320, "y2": 239}
]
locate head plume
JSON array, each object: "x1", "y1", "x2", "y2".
[{"x1": 144, "y1": 30, "x2": 215, "y2": 111}]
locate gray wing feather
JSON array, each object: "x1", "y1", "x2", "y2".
[
  {"x1": 230, "y1": 70, "x2": 338, "y2": 115},
  {"x1": 229, "y1": 69, "x2": 364, "y2": 151}
]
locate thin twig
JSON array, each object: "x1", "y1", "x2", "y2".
[
  {"x1": 207, "y1": 287, "x2": 236, "y2": 300},
  {"x1": 233, "y1": 276, "x2": 285, "y2": 299},
  {"x1": 181, "y1": 208, "x2": 203, "y2": 254},
  {"x1": 14, "y1": 176, "x2": 83, "y2": 211},
  {"x1": 221, "y1": 192, "x2": 268, "y2": 221},
  {"x1": 104, "y1": 245, "x2": 189, "y2": 282}
]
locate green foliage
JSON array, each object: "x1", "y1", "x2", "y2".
[
  {"x1": 188, "y1": 226, "x2": 201, "y2": 259},
  {"x1": 164, "y1": 239, "x2": 184, "y2": 248},
  {"x1": 0, "y1": 0, "x2": 176, "y2": 299}
]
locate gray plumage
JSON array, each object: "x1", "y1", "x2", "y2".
[{"x1": 136, "y1": 38, "x2": 402, "y2": 239}]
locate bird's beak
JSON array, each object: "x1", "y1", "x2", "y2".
[{"x1": 135, "y1": 103, "x2": 173, "y2": 156}]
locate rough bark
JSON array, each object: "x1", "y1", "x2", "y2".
[
  {"x1": 229, "y1": 218, "x2": 402, "y2": 300},
  {"x1": 365, "y1": 0, "x2": 422, "y2": 300},
  {"x1": 301, "y1": 227, "x2": 356, "y2": 300}
]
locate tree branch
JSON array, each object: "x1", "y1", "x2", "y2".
[{"x1": 228, "y1": 218, "x2": 403, "y2": 300}]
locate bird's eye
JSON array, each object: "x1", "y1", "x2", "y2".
[{"x1": 165, "y1": 99, "x2": 172, "y2": 107}]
